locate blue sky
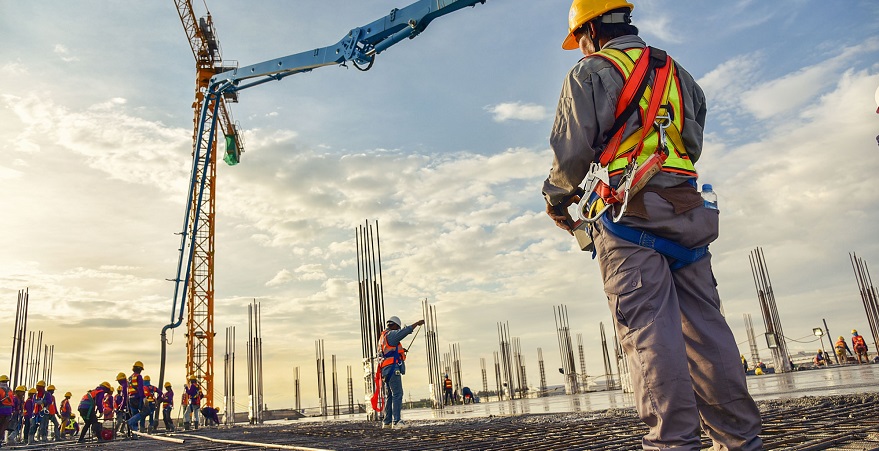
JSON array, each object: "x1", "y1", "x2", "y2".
[{"x1": 2, "y1": 0, "x2": 879, "y2": 411}]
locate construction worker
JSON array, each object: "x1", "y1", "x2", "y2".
[
  {"x1": 814, "y1": 349, "x2": 828, "y2": 367},
  {"x1": 40, "y1": 384, "x2": 60, "y2": 441},
  {"x1": 201, "y1": 405, "x2": 220, "y2": 426},
  {"x1": 126, "y1": 361, "x2": 146, "y2": 433},
  {"x1": 835, "y1": 336, "x2": 853, "y2": 364},
  {"x1": 59, "y1": 392, "x2": 72, "y2": 440},
  {"x1": 852, "y1": 330, "x2": 869, "y2": 364},
  {"x1": 61, "y1": 413, "x2": 78, "y2": 439},
  {"x1": 461, "y1": 386, "x2": 475, "y2": 404},
  {"x1": 378, "y1": 316, "x2": 425, "y2": 429},
  {"x1": 542, "y1": 2, "x2": 763, "y2": 449},
  {"x1": 443, "y1": 375, "x2": 454, "y2": 406},
  {"x1": 77, "y1": 382, "x2": 112, "y2": 443},
  {"x1": 113, "y1": 373, "x2": 129, "y2": 435},
  {"x1": 23, "y1": 388, "x2": 35, "y2": 445},
  {"x1": 161, "y1": 382, "x2": 175, "y2": 432},
  {"x1": 10, "y1": 386, "x2": 25, "y2": 444},
  {"x1": 741, "y1": 355, "x2": 748, "y2": 373},
  {"x1": 142, "y1": 375, "x2": 158, "y2": 432},
  {"x1": 183, "y1": 375, "x2": 204, "y2": 430},
  {"x1": 0, "y1": 376, "x2": 14, "y2": 444},
  {"x1": 28, "y1": 380, "x2": 48, "y2": 444}
]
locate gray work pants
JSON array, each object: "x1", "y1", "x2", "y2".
[{"x1": 594, "y1": 192, "x2": 763, "y2": 451}]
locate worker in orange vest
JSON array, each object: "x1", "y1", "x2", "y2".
[
  {"x1": 852, "y1": 330, "x2": 869, "y2": 364},
  {"x1": 0, "y1": 376, "x2": 14, "y2": 443},
  {"x1": 835, "y1": 336, "x2": 853, "y2": 364},
  {"x1": 377, "y1": 316, "x2": 424, "y2": 429},
  {"x1": 77, "y1": 382, "x2": 112, "y2": 443},
  {"x1": 41, "y1": 384, "x2": 60, "y2": 442},
  {"x1": 443, "y1": 375, "x2": 454, "y2": 406},
  {"x1": 59, "y1": 392, "x2": 72, "y2": 440}
]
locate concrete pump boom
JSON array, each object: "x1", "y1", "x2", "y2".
[{"x1": 160, "y1": 0, "x2": 487, "y2": 404}]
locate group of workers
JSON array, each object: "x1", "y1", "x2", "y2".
[
  {"x1": 822, "y1": 329, "x2": 873, "y2": 365},
  {"x1": 0, "y1": 361, "x2": 217, "y2": 445}
]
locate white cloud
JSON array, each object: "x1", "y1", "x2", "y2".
[
  {"x1": 54, "y1": 44, "x2": 79, "y2": 62},
  {"x1": 265, "y1": 269, "x2": 294, "y2": 287},
  {"x1": 485, "y1": 102, "x2": 549, "y2": 123}
]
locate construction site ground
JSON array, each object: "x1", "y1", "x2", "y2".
[{"x1": 23, "y1": 364, "x2": 879, "y2": 450}]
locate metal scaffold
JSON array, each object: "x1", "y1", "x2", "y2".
[
  {"x1": 356, "y1": 220, "x2": 386, "y2": 417},
  {"x1": 749, "y1": 247, "x2": 792, "y2": 373},
  {"x1": 422, "y1": 299, "x2": 443, "y2": 409},
  {"x1": 850, "y1": 253, "x2": 879, "y2": 355},
  {"x1": 554, "y1": 305, "x2": 579, "y2": 394}
]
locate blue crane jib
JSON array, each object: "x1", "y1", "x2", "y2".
[
  {"x1": 211, "y1": 0, "x2": 486, "y2": 92},
  {"x1": 159, "y1": 0, "x2": 488, "y2": 392}
]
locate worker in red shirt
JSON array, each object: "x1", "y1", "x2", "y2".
[{"x1": 59, "y1": 392, "x2": 73, "y2": 440}]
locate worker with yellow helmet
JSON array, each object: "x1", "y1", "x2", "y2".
[
  {"x1": 59, "y1": 391, "x2": 73, "y2": 440},
  {"x1": 852, "y1": 329, "x2": 869, "y2": 363},
  {"x1": 542, "y1": 1, "x2": 762, "y2": 449},
  {"x1": 126, "y1": 361, "x2": 146, "y2": 434},
  {"x1": 160, "y1": 381, "x2": 176, "y2": 432},
  {"x1": 0, "y1": 375, "x2": 14, "y2": 443},
  {"x1": 39, "y1": 383, "x2": 61, "y2": 442},
  {"x1": 183, "y1": 374, "x2": 204, "y2": 430},
  {"x1": 77, "y1": 382, "x2": 113, "y2": 443}
]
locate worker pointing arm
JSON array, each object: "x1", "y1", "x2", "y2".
[{"x1": 378, "y1": 316, "x2": 424, "y2": 429}]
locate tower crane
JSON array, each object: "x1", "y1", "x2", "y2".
[
  {"x1": 172, "y1": 0, "x2": 244, "y2": 407},
  {"x1": 160, "y1": 0, "x2": 489, "y2": 404}
]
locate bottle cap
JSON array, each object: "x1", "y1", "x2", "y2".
[{"x1": 702, "y1": 184, "x2": 713, "y2": 191}]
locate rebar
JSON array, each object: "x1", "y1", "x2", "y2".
[
  {"x1": 750, "y1": 247, "x2": 792, "y2": 372},
  {"x1": 851, "y1": 253, "x2": 879, "y2": 357}
]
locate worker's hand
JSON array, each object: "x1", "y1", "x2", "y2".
[
  {"x1": 546, "y1": 195, "x2": 580, "y2": 235},
  {"x1": 413, "y1": 319, "x2": 425, "y2": 327}
]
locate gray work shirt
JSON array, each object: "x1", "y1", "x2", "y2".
[{"x1": 542, "y1": 35, "x2": 707, "y2": 206}]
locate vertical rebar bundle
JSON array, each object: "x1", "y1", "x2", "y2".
[
  {"x1": 10, "y1": 288, "x2": 29, "y2": 389},
  {"x1": 223, "y1": 326, "x2": 235, "y2": 425},
  {"x1": 577, "y1": 334, "x2": 588, "y2": 392},
  {"x1": 331, "y1": 355, "x2": 339, "y2": 416},
  {"x1": 749, "y1": 247, "x2": 792, "y2": 372},
  {"x1": 600, "y1": 322, "x2": 617, "y2": 390},
  {"x1": 356, "y1": 220, "x2": 386, "y2": 412},
  {"x1": 315, "y1": 339, "x2": 327, "y2": 417},
  {"x1": 480, "y1": 357, "x2": 489, "y2": 398},
  {"x1": 497, "y1": 322, "x2": 516, "y2": 400},
  {"x1": 422, "y1": 299, "x2": 443, "y2": 409},
  {"x1": 246, "y1": 300, "x2": 263, "y2": 424},
  {"x1": 744, "y1": 313, "x2": 761, "y2": 369},
  {"x1": 492, "y1": 351, "x2": 502, "y2": 401},
  {"x1": 613, "y1": 333, "x2": 631, "y2": 393},
  {"x1": 294, "y1": 366, "x2": 301, "y2": 412},
  {"x1": 554, "y1": 305, "x2": 579, "y2": 394},
  {"x1": 513, "y1": 337, "x2": 527, "y2": 397},
  {"x1": 537, "y1": 348, "x2": 547, "y2": 396},
  {"x1": 850, "y1": 253, "x2": 879, "y2": 355},
  {"x1": 346, "y1": 365, "x2": 354, "y2": 414}
]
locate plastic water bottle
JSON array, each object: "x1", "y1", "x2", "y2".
[{"x1": 701, "y1": 184, "x2": 719, "y2": 211}]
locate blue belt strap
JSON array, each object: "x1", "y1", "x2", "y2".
[{"x1": 599, "y1": 214, "x2": 708, "y2": 271}]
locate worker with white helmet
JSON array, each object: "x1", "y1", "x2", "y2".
[
  {"x1": 542, "y1": 1, "x2": 762, "y2": 449},
  {"x1": 377, "y1": 315, "x2": 424, "y2": 429}
]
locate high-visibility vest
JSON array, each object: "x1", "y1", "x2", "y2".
[
  {"x1": 79, "y1": 389, "x2": 103, "y2": 410},
  {"x1": 60, "y1": 398, "x2": 71, "y2": 416},
  {"x1": 444, "y1": 379, "x2": 453, "y2": 390},
  {"x1": 378, "y1": 330, "x2": 406, "y2": 370},
  {"x1": 835, "y1": 339, "x2": 847, "y2": 350},
  {"x1": 853, "y1": 336, "x2": 867, "y2": 350},
  {"x1": 32, "y1": 392, "x2": 45, "y2": 415},
  {"x1": 47, "y1": 393, "x2": 57, "y2": 415},
  {"x1": 0, "y1": 387, "x2": 13, "y2": 407},
  {"x1": 592, "y1": 47, "x2": 697, "y2": 178},
  {"x1": 145, "y1": 385, "x2": 156, "y2": 403}
]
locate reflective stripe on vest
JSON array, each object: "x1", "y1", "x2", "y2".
[
  {"x1": 0, "y1": 387, "x2": 13, "y2": 407},
  {"x1": 593, "y1": 47, "x2": 697, "y2": 178},
  {"x1": 378, "y1": 330, "x2": 406, "y2": 370}
]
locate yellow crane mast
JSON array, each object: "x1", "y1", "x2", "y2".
[{"x1": 173, "y1": 0, "x2": 243, "y2": 407}]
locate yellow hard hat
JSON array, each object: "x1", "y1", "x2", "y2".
[
  {"x1": 818, "y1": 349, "x2": 823, "y2": 352},
  {"x1": 852, "y1": 329, "x2": 858, "y2": 334},
  {"x1": 0, "y1": 375, "x2": 8, "y2": 383},
  {"x1": 562, "y1": 0, "x2": 634, "y2": 50},
  {"x1": 143, "y1": 375, "x2": 150, "y2": 382},
  {"x1": 188, "y1": 374, "x2": 197, "y2": 380},
  {"x1": 133, "y1": 361, "x2": 144, "y2": 369},
  {"x1": 47, "y1": 385, "x2": 56, "y2": 391},
  {"x1": 28, "y1": 388, "x2": 36, "y2": 394},
  {"x1": 100, "y1": 381, "x2": 112, "y2": 391},
  {"x1": 15, "y1": 385, "x2": 26, "y2": 393},
  {"x1": 36, "y1": 380, "x2": 46, "y2": 387},
  {"x1": 116, "y1": 372, "x2": 127, "y2": 381},
  {"x1": 164, "y1": 382, "x2": 172, "y2": 388},
  {"x1": 65, "y1": 392, "x2": 72, "y2": 398},
  {"x1": 117, "y1": 386, "x2": 122, "y2": 392},
  {"x1": 839, "y1": 336, "x2": 845, "y2": 341}
]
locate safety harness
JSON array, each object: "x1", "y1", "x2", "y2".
[
  {"x1": 573, "y1": 45, "x2": 707, "y2": 270},
  {"x1": 371, "y1": 330, "x2": 407, "y2": 412}
]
